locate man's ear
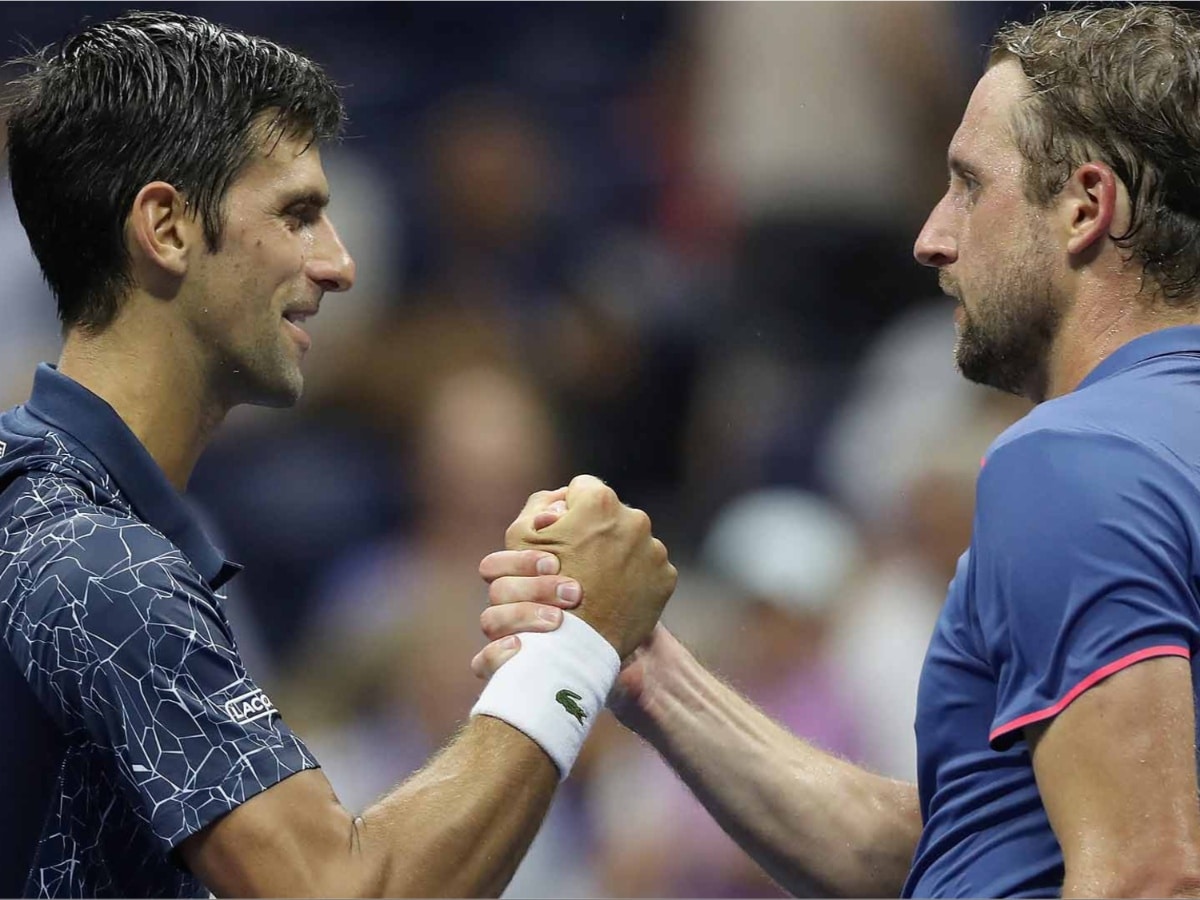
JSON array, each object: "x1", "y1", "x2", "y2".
[
  {"x1": 126, "y1": 182, "x2": 197, "y2": 286},
  {"x1": 1061, "y1": 162, "x2": 1127, "y2": 258}
]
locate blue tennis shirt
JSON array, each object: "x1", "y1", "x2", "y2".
[
  {"x1": 0, "y1": 365, "x2": 318, "y2": 898},
  {"x1": 904, "y1": 326, "x2": 1200, "y2": 897}
]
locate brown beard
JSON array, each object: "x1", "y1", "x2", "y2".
[
  {"x1": 948, "y1": 232, "x2": 1064, "y2": 403},
  {"x1": 955, "y1": 294, "x2": 1061, "y2": 402}
]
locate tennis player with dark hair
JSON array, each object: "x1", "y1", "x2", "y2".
[
  {"x1": 0, "y1": 11, "x2": 676, "y2": 897},
  {"x1": 479, "y1": 5, "x2": 1200, "y2": 896}
]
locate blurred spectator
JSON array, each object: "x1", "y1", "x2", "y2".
[
  {"x1": 277, "y1": 360, "x2": 598, "y2": 898},
  {"x1": 672, "y1": 3, "x2": 978, "y2": 536},
  {"x1": 588, "y1": 489, "x2": 866, "y2": 898},
  {"x1": 820, "y1": 299, "x2": 1031, "y2": 780},
  {"x1": 693, "y1": 1, "x2": 972, "y2": 363},
  {"x1": 818, "y1": 298, "x2": 1030, "y2": 535},
  {"x1": 281, "y1": 357, "x2": 563, "y2": 745},
  {"x1": 826, "y1": 396, "x2": 1025, "y2": 782},
  {"x1": 692, "y1": 2, "x2": 969, "y2": 230}
]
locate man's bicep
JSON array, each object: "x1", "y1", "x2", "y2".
[
  {"x1": 179, "y1": 768, "x2": 369, "y2": 898},
  {"x1": 1027, "y1": 654, "x2": 1200, "y2": 898}
]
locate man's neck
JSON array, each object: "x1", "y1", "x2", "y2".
[
  {"x1": 57, "y1": 323, "x2": 227, "y2": 492},
  {"x1": 1044, "y1": 278, "x2": 1200, "y2": 402}
]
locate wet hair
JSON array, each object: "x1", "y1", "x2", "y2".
[
  {"x1": 992, "y1": 4, "x2": 1200, "y2": 304},
  {"x1": 3, "y1": 10, "x2": 344, "y2": 330}
]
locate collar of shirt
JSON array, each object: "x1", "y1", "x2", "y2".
[
  {"x1": 1077, "y1": 324, "x2": 1200, "y2": 392},
  {"x1": 24, "y1": 363, "x2": 242, "y2": 591}
]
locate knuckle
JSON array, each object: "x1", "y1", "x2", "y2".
[
  {"x1": 591, "y1": 482, "x2": 618, "y2": 511},
  {"x1": 477, "y1": 648, "x2": 500, "y2": 680},
  {"x1": 479, "y1": 607, "x2": 502, "y2": 639},
  {"x1": 651, "y1": 537, "x2": 668, "y2": 562},
  {"x1": 488, "y1": 577, "x2": 512, "y2": 606}
]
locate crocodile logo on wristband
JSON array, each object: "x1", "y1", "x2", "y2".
[{"x1": 555, "y1": 688, "x2": 587, "y2": 724}]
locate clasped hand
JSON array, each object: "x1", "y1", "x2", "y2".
[{"x1": 472, "y1": 474, "x2": 677, "y2": 694}]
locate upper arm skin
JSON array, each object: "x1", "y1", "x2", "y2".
[
  {"x1": 179, "y1": 769, "x2": 370, "y2": 898},
  {"x1": 1027, "y1": 655, "x2": 1200, "y2": 898}
]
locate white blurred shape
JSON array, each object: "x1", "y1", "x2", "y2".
[{"x1": 701, "y1": 487, "x2": 862, "y2": 616}]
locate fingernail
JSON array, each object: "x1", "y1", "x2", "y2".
[
  {"x1": 536, "y1": 555, "x2": 559, "y2": 575},
  {"x1": 556, "y1": 581, "x2": 581, "y2": 604},
  {"x1": 537, "y1": 606, "x2": 562, "y2": 624},
  {"x1": 501, "y1": 635, "x2": 519, "y2": 650}
]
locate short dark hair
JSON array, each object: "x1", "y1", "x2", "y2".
[
  {"x1": 991, "y1": 4, "x2": 1200, "y2": 305},
  {"x1": 3, "y1": 10, "x2": 345, "y2": 331}
]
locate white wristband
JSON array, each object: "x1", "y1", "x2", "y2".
[{"x1": 471, "y1": 612, "x2": 620, "y2": 780}]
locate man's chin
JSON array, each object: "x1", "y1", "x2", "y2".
[
  {"x1": 254, "y1": 389, "x2": 302, "y2": 410},
  {"x1": 259, "y1": 377, "x2": 304, "y2": 409},
  {"x1": 230, "y1": 366, "x2": 304, "y2": 410},
  {"x1": 954, "y1": 340, "x2": 1037, "y2": 400}
]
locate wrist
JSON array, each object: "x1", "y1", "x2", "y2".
[
  {"x1": 611, "y1": 627, "x2": 692, "y2": 743},
  {"x1": 471, "y1": 612, "x2": 619, "y2": 780}
]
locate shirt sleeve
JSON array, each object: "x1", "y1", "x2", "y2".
[
  {"x1": 7, "y1": 513, "x2": 319, "y2": 852},
  {"x1": 973, "y1": 429, "x2": 1200, "y2": 750}
]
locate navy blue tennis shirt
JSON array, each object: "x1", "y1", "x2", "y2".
[
  {"x1": 904, "y1": 326, "x2": 1200, "y2": 897},
  {"x1": 0, "y1": 364, "x2": 317, "y2": 898}
]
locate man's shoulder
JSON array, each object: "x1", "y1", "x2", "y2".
[
  {"x1": 3, "y1": 479, "x2": 202, "y2": 621},
  {"x1": 973, "y1": 405, "x2": 1195, "y2": 552},
  {"x1": 6, "y1": 466, "x2": 174, "y2": 550},
  {"x1": 983, "y1": 393, "x2": 1175, "y2": 483},
  {"x1": 0, "y1": 406, "x2": 119, "y2": 514}
]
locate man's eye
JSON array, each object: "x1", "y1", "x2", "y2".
[{"x1": 285, "y1": 205, "x2": 319, "y2": 227}]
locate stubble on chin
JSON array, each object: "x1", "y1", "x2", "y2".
[
  {"x1": 952, "y1": 283, "x2": 1060, "y2": 402},
  {"x1": 220, "y1": 341, "x2": 305, "y2": 410}
]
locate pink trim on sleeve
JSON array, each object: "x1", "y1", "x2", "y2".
[{"x1": 989, "y1": 644, "x2": 1191, "y2": 745}]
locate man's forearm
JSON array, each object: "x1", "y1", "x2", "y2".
[
  {"x1": 354, "y1": 715, "x2": 558, "y2": 897},
  {"x1": 629, "y1": 636, "x2": 922, "y2": 898},
  {"x1": 183, "y1": 715, "x2": 558, "y2": 898}
]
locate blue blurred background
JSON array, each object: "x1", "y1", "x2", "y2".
[{"x1": 1, "y1": 3, "x2": 1054, "y2": 896}]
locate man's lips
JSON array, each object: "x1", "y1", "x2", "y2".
[
  {"x1": 282, "y1": 305, "x2": 318, "y2": 325},
  {"x1": 282, "y1": 307, "x2": 316, "y2": 350}
]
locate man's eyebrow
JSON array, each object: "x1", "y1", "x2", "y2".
[
  {"x1": 282, "y1": 189, "x2": 330, "y2": 208},
  {"x1": 948, "y1": 155, "x2": 978, "y2": 177}
]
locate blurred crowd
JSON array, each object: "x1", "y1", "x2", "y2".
[{"x1": 1, "y1": 3, "x2": 1046, "y2": 896}]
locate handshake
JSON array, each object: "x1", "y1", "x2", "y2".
[{"x1": 467, "y1": 474, "x2": 680, "y2": 777}]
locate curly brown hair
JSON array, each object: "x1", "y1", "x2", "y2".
[{"x1": 992, "y1": 4, "x2": 1200, "y2": 304}]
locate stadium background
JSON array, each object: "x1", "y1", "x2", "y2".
[{"x1": 0, "y1": 3, "x2": 1069, "y2": 896}]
